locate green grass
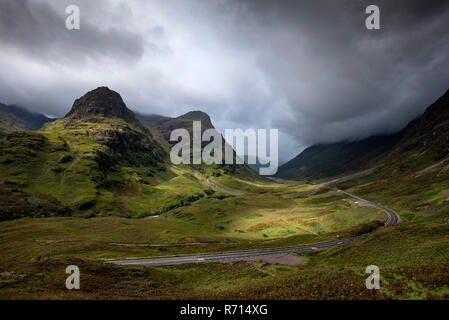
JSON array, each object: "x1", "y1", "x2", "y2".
[{"x1": 1, "y1": 172, "x2": 448, "y2": 299}]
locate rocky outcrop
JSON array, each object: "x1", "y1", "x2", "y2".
[{"x1": 65, "y1": 87, "x2": 140, "y2": 125}]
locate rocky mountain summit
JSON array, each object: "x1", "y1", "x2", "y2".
[{"x1": 65, "y1": 87, "x2": 140, "y2": 125}]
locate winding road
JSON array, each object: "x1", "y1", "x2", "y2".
[
  {"x1": 108, "y1": 190, "x2": 399, "y2": 267},
  {"x1": 337, "y1": 189, "x2": 399, "y2": 225}
]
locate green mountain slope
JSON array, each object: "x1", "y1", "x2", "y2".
[
  {"x1": 154, "y1": 110, "x2": 215, "y2": 141},
  {"x1": 0, "y1": 87, "x2": 265, "y2": 221},
  {"x1": 384, "y1": 88, "x2": 449, "y2": 166},
  {"x1": 0, "y1": 87, "x2": 173, "y2": 220},
  {"x1": 138, "y1": 110, "x2": 262, "y2": 181},
  {"x1": 277, "y1": 88, "x2": 449, "y2": 181},
  {"x1": 0, "y1": 103, "x2": 53, "y2": 136},
  {"x1": 276, "y1": 134, "x2": 400, "y2": 180}
]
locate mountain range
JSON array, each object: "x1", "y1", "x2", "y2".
[
  {"x1": 2, "y1": 87, "x2": 449, "y2": 183},
  {"x1": 1, "y1": 86, "x2": 449, "y2": 221},
  {"x1": 0, "y1": 87, "x2": 259, "y2": 220},
  {"x1": 277, "y1": 89, "x2": 449, "y2": 181},
  {"x1": 1, "y1": 86, "x2": 449, "y2": 300}
]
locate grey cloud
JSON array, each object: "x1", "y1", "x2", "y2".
[
  {"x1": 0, "y1": 0, "x2": 145, "y2": 63},
  {"x1": 231, "y1": 0, "x2": 449, "y2": 145},
  {"x1": 0, "y1": 0, "x2": 448, "y2": 163}
]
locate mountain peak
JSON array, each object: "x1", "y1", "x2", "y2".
[
  {"x1": 65, "y1": 87, "x2": 137, "y2": 123},
  {"x1": 179, "y1": 110, "x2": 213, "y2": 128}
]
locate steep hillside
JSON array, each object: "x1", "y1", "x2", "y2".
[
  {"x1": 277, "y1": 88, "x2": 449, "y2": 181},
  {"x1": 0, "y1": 103, "x2": 53, "y2": 135},
  {"x1": 386, "y1": 88, "x2": 449, "y2": 165},
  {"x1": 154, "y1": 111, "x2": 215, "y2": 142},
  {"x1": 277, "y1": 135, "x2": 400, "y2": 180},
  {"x1": 139, "y1": 110, "x2": 262, "y2": 181},
  {"x1": 330, "y1": 89, "x2": 449, "y2": 265},
  {"x1": 0, "y1": 87, "x2": 175, "y2": 220},
  {"x1": 0, "y1": 87, "x2": 266, "y2": 221}
]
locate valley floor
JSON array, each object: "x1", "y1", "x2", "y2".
[{"x1": 1, "y1": 172, "x2": 449, "y2": 299}]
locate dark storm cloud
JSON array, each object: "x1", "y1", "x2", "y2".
[
  {"x1": 0, "y1": 0, "x2": 448, "y2": 162},
  {"x1": 231, "y1": 0, "x2": 449, "y2": 145}
]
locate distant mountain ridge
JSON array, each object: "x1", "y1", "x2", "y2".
[
  {"x1": 137, "y1": 110, "x2": 213, "y2": 145},
  {"x1": 277, "y1": 88, "x2": 449, "y2": 180},
  {"x1": 276, "y1": 134, "x2": 401, "y2": 180},
  {"x1": 0, "y1": 103, "x2": 53, "y2": 134},
  {"x1": 135, "y1": 113, "x2": 171, "y2": 127},
  {"x1": 153, "y1": 111, "x2": 214, "y2": 143}
]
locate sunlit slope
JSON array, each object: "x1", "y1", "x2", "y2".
[
  {"x1": 0, "y1": 87, "x2": 174, "y2": 219},
  {"x1": 0, "y1": 87, "x2": 266, "y2": 220},
  {"x1": 0, "y1": 184, "x2": 385, "y2": 263},
  {"x1": 138, "y1": 109, "x2": 264, "y2": 184}
]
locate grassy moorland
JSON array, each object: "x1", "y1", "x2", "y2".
[
  {"x1": 0, "y1": 178, "x2": 383, "y2": 260},
  {"x1": 2, "y1": 164, "x2": 449, "y2": 300},
  {"x1": 0, "y1": 172, "x2": 394, "y2": 299}
]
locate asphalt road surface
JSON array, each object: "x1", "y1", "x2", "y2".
[{"x1": 109, "y1": 190, "x2": 399, "y2": 267}]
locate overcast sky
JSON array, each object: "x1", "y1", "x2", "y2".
[{"x1": 0, "y1": 0, "x2": 448, "y2": 163}]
